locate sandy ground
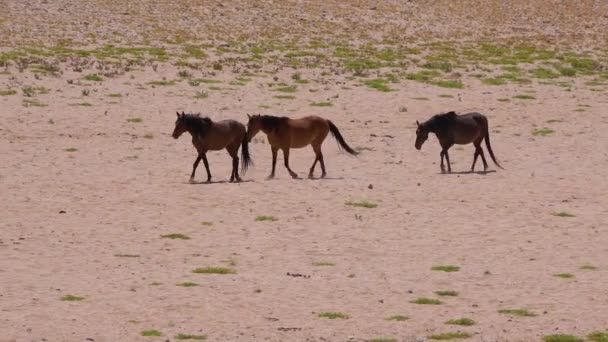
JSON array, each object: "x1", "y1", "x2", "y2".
[{"x1": 1, "y1": 1, "x2": 608, "y2": 342}]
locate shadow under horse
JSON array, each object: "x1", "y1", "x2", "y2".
[
  {"x1": 246, "y1": 114, "x2": 358, "y2": 179},
  {"x1": 172, "y1": 111, "x2": 252, "y2": 183},
  {"x1": 415, "y1": 111, "x2": 503, "y2": 173}
]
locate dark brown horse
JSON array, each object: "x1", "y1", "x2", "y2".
[
  {"x1": 246, "y1": 114, "x2": 358, "y2": 179},
  {"x1": 172, "y1": 112, "x2": 251, "y2": 183},
  {"x1": 415, "y1": 111, "x2": 503, "y2": 173}
]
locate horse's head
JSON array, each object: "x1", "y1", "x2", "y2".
[
  {"x1": 246, "y1": 114, "x2": 262, "y2": 142},
  {"x1": 415, "y1": 120, "x2": 429, "y2": 150},
  {"x1": 172, "y1": 111, "x2": 187, "y2": 139}
]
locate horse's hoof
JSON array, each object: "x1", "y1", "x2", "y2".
[
  {"x1": 206, "y1": 179, "x2": 212, "y2": 183},
  {"x1": 321, "y1": 173, "x2": 327, "y2": 178},
  {"x1": 308, "y1": 174, "x2": 314, "y2": 179},
  {"x1": 266, "y1": 175, "x2": 275, "y2": 180},
  {"x1": 189, "y1": 178, "x2": 196, "y2": 184}
]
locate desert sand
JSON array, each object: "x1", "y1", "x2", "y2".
[{"x1": 1, "y1": 1, "x2": 608, "y2": 342}]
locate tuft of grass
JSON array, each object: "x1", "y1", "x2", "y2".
[
  {"x1": 532, "y1": 128, "x2": 554, "y2": 136},
  {"x1": 364, "y1": 78, "x2": 392, "y2": 92},
  {"x1": 542, "y1": 334, "x2": 583, "y2": 342},
  {"x1": 445, "y1": 318, "x2": 475, "y2": 326},
  {"x1": 428, "y1": 332, "x2": 472, "y2": 340},
  {"x1": 498, "y1": 308, "x2": 536, "y2": 317},
  {"x1": 114, "y1": 253, "x2": 140, "y2": 258},
  {"x1": 149, "y1": 282, "x2": 162, "y2": 286},
  {"x1": 431, "y1": 265, "x2": 460, "y2": 272},
  {"x1": 194, "y1": 91, "x2": 209, "y2": 99},
  {"x1": 367, "y1": 339, "x2": 397, "y2": 342},
  {"x1": 531, "y1": 67, "x2": 560, "y2": 79},
  {"x1": 161, "y1": 233, "x2": 190, "y2": 240},
  {"x1": 587, "y1": 331, "x2": 608, "y2": 342},
  {"x1": 435, "y1": 290, "x2": 459, "y2": 297},
  {"x1": 497, "y1": 98, "x2": 510, "y2": 102},
  {"x1": 141, "y1": 330, "x2": 162, "y2": 337},
  {"x1": 345, "y1": 201, "x2": 378, "y2": 208},
  {"x1": 273, "y1": 95, "x2": 296, "y2": 100},
  {"x1": 311, "y1": 101, "x2": 333, "y2": 107},
  {"x1": 386, "y1": 315, "x2": 408, "y2": 321},
  {"x1": 554, "y1": 273, "x2": 574, "y2": 279},
  {"x1": 439, "y1": 94, "x2": 454, "y2": 98},
  {"x1": 176, "y1": 333, "x2": 207, "y2": 340},
  {"x1": 552, "y1": 211, "x2": 575, "y2": 217},
  {"x1": 274, "y1": 85, "x2": 297, "y2": 93},
  {"x1": 143, "y1": 134, "x2": 154, "y2": 139},
  {"x1": 201, "y1": 221, "x2": 213, "y2": 226},
  {"x1": 482, "y1": 78, "x2": 506, "y2": 86},
  {"x1": 176, "y1": 282, "x2": 200, "y2": 287},
  {"x1": 107, "y1": 93, "x2": 122, "y2": 97},
  {"x1": 513, "y1": 94, "x2": 536, "y2": 100},
  {"x1": 63, "y1": 147, "x2": 78, "y2": 152},
  {"x1": 0, "y1": 89, "x2": 17, "y2": 96},
  {"x1": 61, "y1": 294, "x2": 84, "y2": 301},
  {"x1": 410, "y1": 297, "x2": 442, "y2": 305},
  {"x1": 23, "y1": 99, "x2": 47, "y2": 107},
  {"x1": 431, "y1": 79, "x2": 463, "y2": 89},
  {"x1": 192, "y1": 266, "x2": 235, "y2": 274},
  {"x1": 84, "y1": 73, "x2": 103, "y2": 82},
  {"x1": 318, "y1": 311, "x2": 349, "y2": 319},
  {"x1": 127, "y1": 117, "x2": 143, "y2": 123},
  {"x1": 580, "y1": 264, "x2": 597, "y2": 270},
  {"x1": 255, "y1": 215, "x2": 278, "y2": 222},
  {"x1": 312, "y1": 261, "x2": 335, "y2": 266},
  {"x1": 147, "y1": 80, "x2": 175, "y2": 86}
]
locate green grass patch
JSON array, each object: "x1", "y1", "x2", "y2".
[
  {"x1": 176, "y1": 282, "x2": 200, "y2": 287},
  {"x1": 542, "y1": 334, "x2": 583, "y2": 342},
  {"x1": 345, "y1": 200, "x2": 378, "y2": 208},
  {"x1": 554, "y1": 273, "x2": 574, "y2": 279},
  {"x1": 201, "y1": 221, "x2": 213, "y2": 226},
  {"x1": 318, "y1": 311, "x2": 349, "y2": 319},
  {"x1": 273, "y1": 95, "x2": 296, "y2": 100},
  {"x1": 587, "y1": 331, "x2": 608, "y2": 342},
  {"x1": 84, "y1": 74, "x2": 103, "y2": 82},
  {"x1": 431, "y1": 265, "x2": 460, "y2": 272},
  {"x1": 127, "y1": 117, "x2": 143, "y2": 123},
  {"x1": 532, "y1": 128, "x2": 554, "y2": 136},
  {"x1": 552, "y1": 211, "x2": 575, "y2": 217},
  {"x1": 410, "y1": 297, "x2": 442, "y2": 305},
  {"x1": 23, "y1": 99, "x2": 47, "y2": 107},
  {"x1": 498, "y1": 308, "x2": 536, "y2": 317},
  {"x1": 431, "y1": 79, "x2": 463, "y2": 89},
  {"x1": 141, "y1": 330, "x2": 162, "y2": 337},
  {"x1": 497, "y1": 98, "x2": 510, "y2": 102},
  {"x1": 63, "y1": 147, "x2": 78, "y2": 152},
  {"x1": 147, "y1": 80, "x2": 175, "y2": 86},
  {"x1": 311, "y1": 101, "x2": 333, "y2": 107},
  {"x1": 61, "y1": 294, "x2": 84, "y2": 301},
  {"x1": 386, "y1": 315, "x2": 408, "y2": 321},
  {"x1": 482, "y1": 78, "x2": 507, "y2": 86},
  {"x1": 255, "y1": 215, "x2": 278, "y2": 222},
  {"x1": 406, "y1": 70, "x2": 440, "y2": 82},
  {"x1": 531, "y1": 67, "x2": 560, "y2": 79},
  {"x1": 194, "y1": 91, "x2": 209, "y2": 99},
  {"x1": 312, "y1": 261, "x2": 335, "y2": 266},
  {"x1": 422, "y1": 61, "x2": 453, "y2": 72},
  {"x1": 0, "y1": 89, "x2": 17, "y2": 96},
  {"x1": 559, "y1": 67, "x2": 577, "y2": 77},
  {"x1": 193, "y1": 266, "x2": 235, "y2": 274},
  {"x1": 445, "y1": 318, "x2": 475, "y2": 326},
  {"x1": 274, "y1": 85, "x2": 297, "y2": 93},
  {"x1": 580, "y1": 264, "x2": 597, "y2": 270},
  {"x1": 439, "y1": 94, "x2": 454, "y2": 98},
  {"x1": 161, "y1": 233, "x2": 190, "y2": 240},
  {"x1": 513, "y1": 94, "x2": 535, "y2": 100},
  {"x1": 435, "y1": 290, "x2": 458, "y2": 297},
  {"x1": 189, "y1": 78, "x2": 221, "y2": 86},
  {"x1": 363, "y1": 78, "x2": 392, "y2": 92},
  {"x1": 428, "y1": 332, "x2": 471, "y2": 340},
  {"x1": 367, "y1": 338, "x2": 397, "y2": 342},
  {"x1": 176, "y1": 333, "x2": 207, "y2": 340},
  {"x1": 107, "y1": 93, "x2": 122, "y2": 97}
]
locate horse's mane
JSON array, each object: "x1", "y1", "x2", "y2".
[
  {"x1": 182, "y1": 113, "x2": 213, "y2": 135},
  {"x1": 424, "y1": 111, "x2": 457, "y2": 129},
  {"x1": 259, "y1": 115, "x2": 288, "y2": 132}
]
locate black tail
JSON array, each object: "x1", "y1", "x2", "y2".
[
  {"x1": 484, "y1": 120, "x2": 503, "y2": 169},
  {"x1": 328, "y1": 120, "x2": 358, "y2": 155},
  {"x1": 241, "y1": 134, "x2": 252, "y2": 175}
]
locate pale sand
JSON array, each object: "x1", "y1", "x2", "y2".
[{"x1": 1, "y1": 1, "x2": 608, "y2": 342}]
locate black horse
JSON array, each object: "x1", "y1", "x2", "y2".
[
  {"x1": 172, "y1": 112, "x2": 251, "y2": 183},
  {"x1": 415, "y1": 111, "x2": 503, "y2": 173}
]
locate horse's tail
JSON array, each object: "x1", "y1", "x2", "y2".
[
  {"x1": 328, "y1": 120, "x2": 358, "y2": 155},
  {"x1": 241, "y1": 133, "x2": 252, "y2": 175},
  {"x1": 483, "y1": 117, "x2": 503, "y2": 169}
]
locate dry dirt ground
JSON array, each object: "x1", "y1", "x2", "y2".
[{"x1": 1, "y1": 1, "x2": 608, "y2": 342}]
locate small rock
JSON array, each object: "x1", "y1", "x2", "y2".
[
  {"x1": 59, "y1": 210, "x2": 66, "y2": 214},
  {"x1": 368, "y1": 184, "x2": 373, "y2": 189}
]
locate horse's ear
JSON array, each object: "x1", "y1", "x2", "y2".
[
  {"x1": 176, "y1": 111, "x2": 181, "y2": 118},
  {"x1": 247, "y1": 113, "x2": 251, "y2": 119},
  {"x1": 416, "y1": 120, "x2": 420, "y2": 127}
]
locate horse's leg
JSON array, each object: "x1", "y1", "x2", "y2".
[
  {"x1": 479, "y1": 146, "x2": 489, "y2": 171},
  {"x1": 444, "y1": 149, "x2": 452, "y2": 173},
  {"x1": 227, "y1": 146, "x2": 240, "y2": 182},
  {"x1": 190, "y1": 155, "x2": 202, "y2": 183},
  {"x1": 268, "y1": 146, "x2": 278, "y2": 179},
  {"x1": 440, "y1": 150, "x2": 446, "y2": 173},
  {"x1": 308, "y1": 154, "x2": 319, "y2": 179},
  {"x1": 282, "y1": 148, "x2": 298, "y2": 178},
  {"x1": 471, "y1": 143, "x2": 480, "y2": 171},
  {"x1": 201, "y1": 153, "x2": 212, "y2": 182}
]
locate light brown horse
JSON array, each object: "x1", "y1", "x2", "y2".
[
  {"x1": 172, "y1": 111, "x2": 251, "y2": 183},
  {"x1": 246, "y1": 114, "x2": 358, "y2": 179},
  {"x1": 415, "y1": 111, "x2": 503, "y2": 173}
]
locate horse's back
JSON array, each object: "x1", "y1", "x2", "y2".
[{"x1": 285, "y1": 115, "x2": 329, "y2": 148}]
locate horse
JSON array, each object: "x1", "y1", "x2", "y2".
[
  {"x1": 415, "y1": 111, "x2": 503, "y2": 173},
  {"x1": 172, "y1": 111, "x2": 251, "y2": 183},
  {"x1": 246, "y1": 114, "x2": 358, "y2": 179}
]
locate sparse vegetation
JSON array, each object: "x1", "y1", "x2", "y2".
[
  {"x1": 386, "y1": 315, "x2": 408, "y2": 321},
  {"x1": 542, "y1": 334, "x2": 583, "y2": 342},
  {"x1": 498, "y1": 308, "x2": 536, "y2": 317},
  {"x1": 363, "y1": 78, "x2": 392, "y2": 92},
  {"x1": 127, "y1": 117, "x2": 143, "y2": 123},
  {"x1": 141, "y1": 330, "x2": 162, "y2": 337},
  {"x1": 161, "y1": 233, "x2": 190, "y2": 240},
  {"x1": 255, "y1": 215, "x2": 278, "y2": 222},
  {"x1": 192, "y1": 267, "x2": 235, "y2": 274},
  {"x1": 587, "y1": 331, "x2": 608, "y2": 342},
  {"x1": 114, "y1": 253, "x2": 140, "y2": 258},
  {"x1": 318, "y1": 311, "x2": 349, "y2": 319},
  {"x1": 410, "y1": 297, "x2": 442, "y2": 305},
  {"x1": 552, "y1": 211, "x2": 575, "y2": 217},
  {"x1": 0, "y1": 89, "x2": 17, "y2": 96},
  {"x1": 63, "y1": 147, "x2": 78, "y2": 152},
  {"x1": 194, "y1": 91, "x2": 209, "y2": 99},
  {"x1": 554, "y1": 273, "x2": 574, "y2": 279},
  {"x1": 513, "y1": 94, "x2": 536, "y2": 100},
  {"x1": 435, "y1": 290, "x2": 459, "y2": 296},
  {"x1": 432, "y1": 265, "x2": 460, "y2": 272},
  {"x1": 445, "y1": 318, "x2": 475, "y2": 326},
  {"x1": 176, "y1": 333, "x2": 207, "y2": 340},
  {"x1": 428, "y1": 332, "x2": 472, "y2": 340},
  {"x1": 311, "y1": 101, "x2": 333, "y2": 107},
  {"x1": 367, "y1": 338, "x2": 397, "y2": 342},
  {"x1": 345, "y1": 201, "x2": 378, "y2": 208},
  {"x1": 61, "y1": 294, "x2": 84, "y2": 301},
  {"x1": 176, "y1": 282, "x2": 200, "y2": 287},
  {"x1": 532, "y1": 128, "x2": 554, "y2": 136},
  {"x1": 84, "y1": 73, "x2": 103, "y2": 81},
  {"x1": 148, "y1": 80, "x2": 175, "y2": 86},
  {"x1": 580, "y1": 264, "x2": 597, "y2": 270},
  {"x1": 312, "y1": 261, "x2": 335, "y2": 266}
]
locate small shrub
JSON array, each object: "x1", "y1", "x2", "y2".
[
  {"x1": 176, "y1": 282, "x2": 199, "y2": 287},
  {"x1": 532, "y1": 128, "x2": 554, "y2": 136},
  {"x1": 127, "y1": 117, "x2": 143, "y2": 123},
  {"x1": 428, "y1": 332, "x2": 471, "y2": 340},
  {"x1": 363, "y1": 79, "x2": 392, "y2": 92},
  {"x1": 0, "y1": 89, "x2": 17, "y2": 96},
  {"x1": 318, "y1": 311, "x2": 349, "y2": 319},
  {"x1": 432, "y1": 265, "x2": 460, "y2": 272},
  {"x1": 551, "y1": 211, "x2": 575, "y2": 217},
  {"x1": 312, "y1": 261, "x2": 335, "y2": 266},
  {"x1": 311, "y1": 101, "x2": 332, "y2": 107},
  {"x1": 410, "y1": 297, "x2": 442, "y2": 305},
  {"x1": 386, "y1": 315, "x2": 408, "y2": 321},
  {"x1": 141, "y1": 330, "x2": 162, "y2": 337},
  {"x1": 435, "y1": 290, "x2": 458, "y2": 296},
  {"x1": 580, "y1": 264, "x2": 597, "y2": 270},
  {"x1": 84, "y1": 74, "x2": 103, "y2": 81},
  {"x1": 161, "y1": 233, "x2": 190, "y2": 240},
  {"x1": 542, "y1": 334, "x2": 583, "y2": 342},
  {"x1": 513, "y1": 94, "x2": 535, "y2": 100},
  {"x1": 255, "y1": 215, "x2": 278, "y2": 222},
  {"x1": 445, "y1": 318, "x2": 475, "y2": 326},
  {"x1": 498, "y1": 308, "x2": 536, "y2": 317},
  {"x1": 192, "y1": 267, "x2": 235, "y2": 274},
  {"x1": 553, "y1": 273, "x2": 574, "y2": 279},
  {"x1": 345, "y1": 201, "x2": 377, "y2": 208},
  {"x1": 61, "y1": 294, "x2": 84, "y2": 301},
  {"x1": 176, "y1": 333, "x2": 207, "y2": 340},
  {"x1": 194, "y1": 91, "x2": 209, "y2": 99}
]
